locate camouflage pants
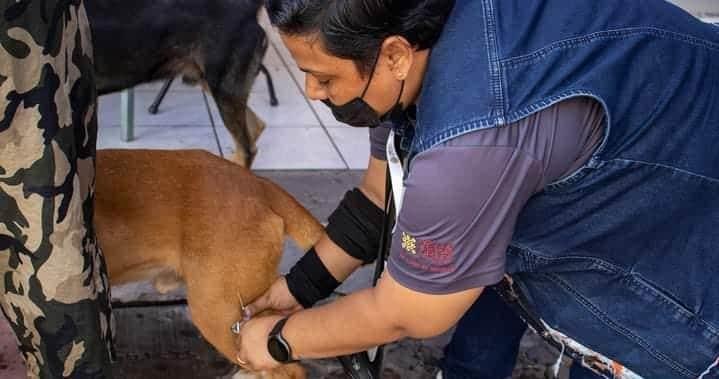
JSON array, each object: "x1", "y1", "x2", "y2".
[{"x1": 0, "y1": 0, "x2": 114, "y2": 378}]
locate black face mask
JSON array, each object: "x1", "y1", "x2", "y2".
[{"x1": 322, "y1": 56, "x2": 405, "y2": 128}]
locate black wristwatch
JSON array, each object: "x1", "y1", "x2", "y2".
[{"x1": 267, "y1": 317, "x2": 297, "y2": 363}]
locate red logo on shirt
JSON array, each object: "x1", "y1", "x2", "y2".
[
  {"x1": 419, "y1": 239, "x2": 454, "y2": 264},
  {"x1": 401, "y1": 232, "x2": 454, "y2": 265}
]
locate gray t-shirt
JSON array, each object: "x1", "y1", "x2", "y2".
[{"x1": 369, "y1": 97, "x2": 605, "y2": 294}]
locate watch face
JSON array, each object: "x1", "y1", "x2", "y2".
[{"x1": 267, "y1": 337, "x2": 290, "y2": 362}]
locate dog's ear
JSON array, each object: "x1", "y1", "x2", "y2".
[{"x1": 152, "y1": 269, "x2": 183, "y2": 294}]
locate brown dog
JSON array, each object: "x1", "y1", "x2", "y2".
[{"x1": 94, "y1": 149, "x2": 323, "y2": 378}]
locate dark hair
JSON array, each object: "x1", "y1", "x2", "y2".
[{"x1": 265, "y1": 0, "x2": 455, "y2": 75}]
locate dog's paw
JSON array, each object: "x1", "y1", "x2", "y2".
[
  {"x1": 229, "y1": 369, "x2": 262, "y2": 379},
  {"x1": 152, "y1": 270, "x2": 182, "y2": 294},
  {"x1": 227, "y1": 363, "x2": 306, "y2": 379}
]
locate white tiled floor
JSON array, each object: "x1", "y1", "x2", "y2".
[
  {"x1": 96, "y1": 14, "x2": 368, "y2": 170},
  {"x1": 251, "y1": 127, "x2": 348, "y2": 170}
]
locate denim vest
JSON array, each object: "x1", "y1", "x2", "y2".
[{"x1": 401, "y1": 1, "x2": 719, "y2": 377}]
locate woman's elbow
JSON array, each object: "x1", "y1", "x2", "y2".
[{"x1": 397, "y1": 318, "x2": 456, "y2": 339}]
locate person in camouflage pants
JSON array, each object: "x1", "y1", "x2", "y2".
[{"x1": 0, "y1": 0, "x2": 114, "y2": 377}]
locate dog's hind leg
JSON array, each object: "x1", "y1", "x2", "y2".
[
  {"x1": 181, "y1": 203, "x2": 307, "y2": 378},
  {"x1": 204, "y1": 23, "x2": 267, "y2": 167},
  {"x1": 181, "y1": 202, "x2": 285, "y2": 362},
  {"x1": 213, "y1": 94, "x2": 265, "y2": 166}
]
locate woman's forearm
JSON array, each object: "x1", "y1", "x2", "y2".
[
  {"x1": 282, "y1": 287, "x2": 406, "y2": 359},
  {"x1": 315, "y1": 235, "x2": 364, "y2": 282},
  {"x1": 316, "y1": 156, "x2": 388, "y2": 282}
]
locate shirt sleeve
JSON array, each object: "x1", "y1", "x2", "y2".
[
  {"x1": 386, "y1": 143, "x2": 543, "y2": 294},
  {"x1": 386, "y1": 97, "x2": 605, "y2": 294}
]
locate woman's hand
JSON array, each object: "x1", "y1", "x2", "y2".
[
  {"x1": 247, "y1": 276, "x2": 302, "y2": 317},
  {"x1": 234, "y1": 314, "x2": 285, "y2": 371}
]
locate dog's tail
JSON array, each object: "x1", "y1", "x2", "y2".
[{"x1": 259, "y1": 177, "x2": 324, "y2": 252}]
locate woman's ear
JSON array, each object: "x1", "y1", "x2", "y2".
[{"x1": 381, "y1": 36, "x2": 415, "y2": 81}]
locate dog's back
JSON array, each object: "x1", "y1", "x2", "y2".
[
  {"x1": 94, "y1": 149, "x2": 320, "y2": 375},
  {"x1": 87, "y1": 0, "x2": 264, "y2": 93},
  {"x1": 87, "y1": 0, "x2": 268, "y2": 166},
  {"x1": 95, "y1": 148, "x2": 322, "y2": 281}
]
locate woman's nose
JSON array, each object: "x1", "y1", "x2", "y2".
[{"x1": 305, "y1": 75, "x2": 327, "y2": 101}]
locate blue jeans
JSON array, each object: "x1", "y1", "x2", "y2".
[{"x1": 440, "y1": 288, "x2": 601, "y2": 379}]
